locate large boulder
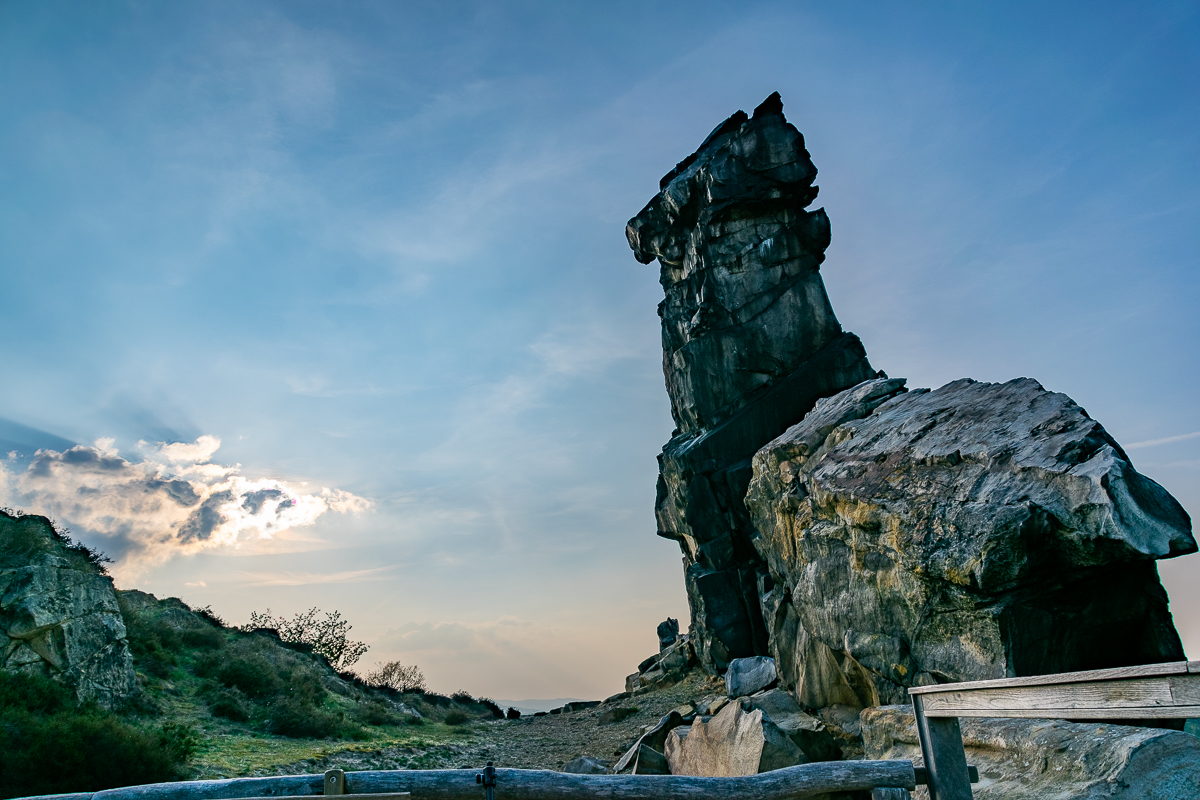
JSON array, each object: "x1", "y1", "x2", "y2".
[
  {"x1": 746, "y1": 376, "x2": 1195, "y2": 708},
  {"x1": 725, "y1": 655, "x2": 777, "y2": 697},
  {"x1": 861, "y1": 704, "x2": 1200, "y2": 799},
  {"x1": 664, "y1": 700, "x2": 805, "y2": 776},
  {"x1": 626, "y1": 92, "x2": 877, "y2": 672},
  {"x1": 0, "y1": 511, "x2": 137, "y2": 707}
]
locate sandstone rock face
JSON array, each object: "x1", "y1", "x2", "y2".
[
  {"x1": 664, "y1": 700, "x2": 805, "y2": 776},
  {"x1": 747, "y1": 377, "x2": 1195, "y2": 708},
  {"x1": 626, "y1": 92, "x2": 877, "y2": 672},
  {"x1": 861, "y1": 704, "x2": 1200, "y2": 799},
  {"x1": 0, "y1": 511, "x2": 137, "y2": 707}
]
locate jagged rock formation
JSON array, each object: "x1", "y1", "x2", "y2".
[
  {"x1": 626, "y1": 92, "x2": 878, "y2": 671},
  {"x1": 665, "y1": 701, "x2": 805, "y2": 776},
  {"x1": 746, "y1": 377, "x2": 1195, "y2": 707},
  {"x1": 0, "y1": 510, "x2": 137, "y2": 707},
  {"x1": 861, "y1": 704, "x2": 1200, "y2": 799}
]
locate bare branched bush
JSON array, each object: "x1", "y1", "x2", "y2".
[
  {"x1": 245, "y1": 607, "x2": 369, "y2": 670},
  {"x1": 363, "y1": 660, "x2": 426, "y2": 693}
]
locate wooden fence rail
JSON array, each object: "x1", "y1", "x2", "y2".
[
  {"x1": 17, "y1": 761, "x2": 920, "y2": 800},
  {"x1": 908, "y1": 659, "x2": 1200, "y2": 800}
]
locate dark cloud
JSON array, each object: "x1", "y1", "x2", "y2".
[{"x1": 242, "y1": 488, "x2": 286, "y2": 515}]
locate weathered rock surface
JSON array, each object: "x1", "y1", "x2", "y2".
[
  {"x1": 658, "y1": 617, "x2": 680, "y2": 649},
  {"x1": 746, "y1": 377, "x2": 1195, "y2": 707},
  {"x1": 627, "y1": 635, "x2": 697, "y2": 695},
  {"x1": 631, "y1": 744, "x2": 671, "y2": 775},
  {"x1": 0, "y1": 510, "x2": 137, "y2": 707},
  {"x1": 626, "y1": 92, "x2": 877, "y2": 672},
  {"x1": 725, "y1": 655, "x2": 777, "y2": 697},
  {"x1": 664, "y1": 700, "x2": 805, "y2": 776},
  {"x1": 614, "y1": 710, "x2": 689, "y2": 772},
  {"x1": 861, "y1": 704, "x2": 1200, "y2": 799},
  {"x1": 740, "y1": 688, "x2": 841, "y2": 762}
]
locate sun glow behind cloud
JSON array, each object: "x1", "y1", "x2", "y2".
[{"x1": 0, "y1": 436, "x2": 371, "y2": 576}]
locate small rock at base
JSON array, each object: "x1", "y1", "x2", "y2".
[
  {"x1": 599, "y1": 707, "x2": 639, "y2": 725},
  {"x1": 561, "y1": 756, "x2": 611, "y2": 774},
  {"x1": 632, "y1": 745, "x2": 670, "y2": 775}
]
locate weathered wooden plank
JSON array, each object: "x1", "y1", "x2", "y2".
[
  {"x1": 41, "y1": 763, "x2": 918, "y2": 800},
  {"x1": 929, "y1": 705, "x2": 1200, "y2": 720},
  {"x1": 230, "y1": 795, "x2": 410, "y2": 800},
  {"x1": 89, "y1": 775, "x2": 324, "y2": 800},
  {"x1": 912, "y1": 696, "x2": 972, "y2": 800},
  {"x1": 919, "y1": 674, "x2": 1200, "y2": 718},
  {"x1": 908, "y1": 660, "x2": 1190, "y2": 696}
]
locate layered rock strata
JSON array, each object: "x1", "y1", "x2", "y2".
[
  {"x1": 746, "y1": 377, "x2": 1195, "y2": 707},
  {"x1": 626, "y1": 92, "x2": 877, "y2": 671},
  {"x1": 0, "y1": 510, "x2": 137, "y2": 707}
]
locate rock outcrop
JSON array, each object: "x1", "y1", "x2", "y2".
[
  {"x1": 626, "y1": 92, "x2": 878, "y2": 672},
  {"x1": 664, "y1": 700, "x2": 805, "y2": 776},
  {"x1": 861, "y1": 704, "x2": 1200, "y2": 799},
  {"x1": 0, "y1": 510, "x2": 137, "y2": 707},
  {"x1": 746, "y1": 377, "x2": 1195, "y2": 707}
]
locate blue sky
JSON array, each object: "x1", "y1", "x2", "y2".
[{"x1": 1, "y1": 0, "x2": 1197, "y2": 699}]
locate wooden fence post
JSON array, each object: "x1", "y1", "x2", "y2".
[
  {"x1": 325, "y1": 770, "x2": 346, "y2": 796},
  {"x1": 912, "y1": 695, "x2": 973, "y2": 800}
]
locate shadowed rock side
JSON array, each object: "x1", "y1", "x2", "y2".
[
  {"x1": 626, "y1": 93, "x2": 877, "y2": 672},
  {"x1": 0, "y1": 510, "x2": 137, "y2": 707},
  {"x1": 746, "y1": 377, "x2": 1196, "y2": 708}
]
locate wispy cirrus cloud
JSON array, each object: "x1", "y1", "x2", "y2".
[
  {"x1": 0, "y1": 436, "x2": 371, "y2": 575},
  {"x1": 1126, "y1": 430, "x2": 1200, "y2": 450}
]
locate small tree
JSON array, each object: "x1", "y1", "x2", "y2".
[
  {"x1": 364, "y1": 661, "x2": 426, "y2": 693},
  {"x1": 246, "y1": 607, "x2": 369, "y2": 671}
]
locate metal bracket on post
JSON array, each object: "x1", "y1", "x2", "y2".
[
  {"x1": 912, "y1": 696, "x2": 973, "y2": 800},
  {"x1": 476, "y1": 762, "x2": 496, "y2": 800},
  {"x1": 324, "y1": 769, "x2": 346, "y2": 796}
]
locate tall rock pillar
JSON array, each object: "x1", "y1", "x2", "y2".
[{"x1": 626, "y1": 93, "x2": 878, "y2": 671}]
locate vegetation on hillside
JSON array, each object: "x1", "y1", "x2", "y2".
[
  {"x1": 0, "y1": 671, "x2": 195, "y2": 799},
  {"x1": 0, "y1": 509, "x2": 509, "y2": 795}
]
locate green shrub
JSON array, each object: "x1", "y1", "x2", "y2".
[
  {"x1": 158, "y1": 722, "x2": 202, "y2": 762},
  {"x1": 0, "y1": 672, "x2": 191, "y2": 799},
  {"x1": 265, "y1": 696, "x2": 362, "y2": 739},
  {"x1": 207, "y1": 687, "x2": 251, "y2": 722},
  {"x1": 443, "y1": 710, "x2": 469, "y2": 726},
  {"x1": 217, "y1": 653, "x2": 282, "y2": 698},
  {"x1": 181, "y1": 624, "x2": 226, "y2": 649},
  {"x1": 0, "y1": 670, "x2": 71, "y2": 714},
  {"x1": 354, "y1": 700, "x2": 403, "y2": 726},
  {"x1": 405, "y1": 714, "x2": 424, "y2": 725}
]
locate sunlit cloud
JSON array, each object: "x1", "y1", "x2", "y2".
[
  {"x1": 233, "y1": 566, "x2": 395, "y2": 587},
  {"x1": 0, "y1": 436, "x2": 372, "y2": 574}
]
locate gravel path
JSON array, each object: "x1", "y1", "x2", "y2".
[{"x1": 271, "y1": 672, "x2": 721, "y2": 776}]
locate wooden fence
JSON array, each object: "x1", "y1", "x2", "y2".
[{"x1": 19, "y1": 760, "x2": 923, "y2": 800}]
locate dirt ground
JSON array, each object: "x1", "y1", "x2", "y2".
[{"x1": 270, "y1": 672, "x2": 721, "y2": 776}]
